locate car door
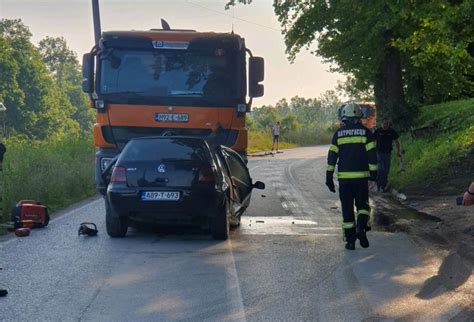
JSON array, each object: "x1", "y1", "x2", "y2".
[{"x1": 219, "y1": 147, "x2": 253, "y2": 207}]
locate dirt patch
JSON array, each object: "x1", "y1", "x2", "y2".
[
  {"x1": 372, "y1": 192, "x2": 474, "y2": 266},
  {"x1": 406, "y1": 194, "x2": 474, "y2": 264}
]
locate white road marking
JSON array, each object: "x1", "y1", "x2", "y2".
[{"x1": 226, "y1": 239, "x2": 247, "y2": 321}]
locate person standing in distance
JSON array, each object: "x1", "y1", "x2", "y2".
[
  {"x1": 374, "y1": 118, "x2": 402, "y2": 192},
  {"x1": 271, "y1": 121, "x2": 281, "y2": 152},
  {"x1": 326, "y1": 103, "x2": 378, "y2": 250}
]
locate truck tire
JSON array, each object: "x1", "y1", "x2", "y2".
[
  {"x1": 105, "y1": 198, "x2": 128, "y2": 238},
  {"x1": 212, "y1": 199, "x2": 230, "y2": 240}
]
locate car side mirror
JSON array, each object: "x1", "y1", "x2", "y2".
[
  {"x1": 249, "y1": 56, "x2": 264, "y2": 98},
  {"x1": 82, "y1": 53, "x2": 95, "y2": 94},
  {"x1": 253, "y1": 181, "x2": 265, "y2": 190}
]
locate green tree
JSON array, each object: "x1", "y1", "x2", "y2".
[
  {"x1": 0, "y1": 36, "x2": 23, "y2": 124},
  {"x1": 38, "y1": 36, "x2": 94, "y2": 133},
  {"x1": 275, "y1": 98, "x2": 290, "y2": 116},
  {"x1": 336, "y1": 76, "x2": 374, "y2": 103},
  {"x1": 38, "y1": 37, "x2": 77, "y2": 85},
  {"x1": 392, "y1": 1, "x2": 474, "y2": 105},
  {"x1": 227, "y1": 1, "x2": 474, "y2": 126},
  {"x1": 251, "y1": 105, "x2": 279, "y2": 130},
  {"x1": 281, "y1": 113, "x2": 300, "y2": 133},
  {"x1": 0, "y1": 19, "x2": 79, "y2": 138},
  {"x1": 318, "y1": 90, "x2": 340, "y2": 126}
]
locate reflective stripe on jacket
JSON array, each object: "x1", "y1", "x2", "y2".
[{"x1": 327, "y1": 122, "x2": 377, "y2": 184}]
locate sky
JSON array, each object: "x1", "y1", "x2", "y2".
[{"x1": 0, "y1": 0, "x2": 345, "y2": 106}]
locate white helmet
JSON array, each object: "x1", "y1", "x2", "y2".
[{"x1": 340, "y1": 102, "x2": 362, "y2": 120}]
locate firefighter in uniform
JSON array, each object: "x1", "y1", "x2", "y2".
[{"x1": 325, "y1": 103, "x2": 377, "y2": 250}]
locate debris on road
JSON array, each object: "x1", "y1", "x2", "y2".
[
  {"x1": 256, "y1": 220, "x2": 265, "y2": 223},
  {"x1": 11, "y1": 200, "x2": 49, "y2": 229},
  {"x1": 14, "y1": 227, "x2": 30, "y2": 237},
  {"x1": 78, "y1": 222, "x2": 98, "y2": 237},
  {"x1": 0, "y1": 289, "x2": 7, "y2": 297},
  {"x1": 261, "y1": 194, "x2": 266, "y2": 198}
]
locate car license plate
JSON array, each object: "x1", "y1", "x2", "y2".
[
  {"x1": 141, "y1": 191, "x2": 180, "y2": 201},
  {"x1": 155, "y1": 113, "x2": 189, "y2": 123}
]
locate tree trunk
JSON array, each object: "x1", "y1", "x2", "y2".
[
  {"x1": 374, "y1": 28, "x2": 408, "y2": 128},
  {"x1": 384, "y1": 45, "x2": 408, "y2": 127}
]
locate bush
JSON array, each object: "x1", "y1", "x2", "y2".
[{"x1": 1, "y1": 135, "x2": 96, "y2": 222}]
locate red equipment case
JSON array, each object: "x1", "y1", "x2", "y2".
[{"x1": 11, "y1": 200, "x2": 49, "y2": 229}]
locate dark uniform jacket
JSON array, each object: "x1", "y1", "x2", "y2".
[{"x1": 327, "y1": 122, "x2": 377, "y2": 184}]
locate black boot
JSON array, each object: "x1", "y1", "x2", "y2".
[
  {"x1": 345, "y1": 242, "x2": 355, "y2": 250},
  {"x1": 357, "y1": 229, "x2": 369, "y2": 248},
  {"x1": 344, "y1": 227, "x2": 356, "y2": 250},
  {"x1": 357, "y1": 214, "x2": 370, "y2": 248}
]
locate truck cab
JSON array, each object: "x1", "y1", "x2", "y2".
[{"x1": 82, "y1": 29, "x2": 264, "y2": 194}]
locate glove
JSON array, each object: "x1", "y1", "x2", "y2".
[
  {"x1": 325, "y1": 171, "x2": 336, "y2": 193},
  {"x1": 326, "y1": 180, "x2": 336, "y2": 193}
]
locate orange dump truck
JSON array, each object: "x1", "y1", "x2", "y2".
[
  {"x1": 82, "y1": 1, "x2": 264, "y2": 194},
  {"x1": 358, "y1": 102, "x2": 377, "y2": 130},
  {"x1": 338, "y1": 102, "x2": 377, "y2": 130}
]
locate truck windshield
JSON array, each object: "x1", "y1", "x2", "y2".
[
  {"x1": 120, "y1": 138, "x2": 209, "y2": 162},
  {"x1": 99, "y1": 49, "x2": 239, "y2": 106}
]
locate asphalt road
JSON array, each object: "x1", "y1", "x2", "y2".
[{"x1": 0, "y1": 146, "x2": 471, "y2": 321}]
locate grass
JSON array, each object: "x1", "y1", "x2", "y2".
[
  {"x1": 389, "y1": 98, "x2": 474, "y2": 191},
  {"x1": 285, "y1": 127, "x2": 334, "y2": 146},
  {"x1": 248, "y1": 131, "x2": 297, "y2": 153},
  {"x1": 1, "y1": 136, "x2": 96, "y2": 224},
  {"x1": 248, "y1": 126, "x2": 335, "y2": 153}
]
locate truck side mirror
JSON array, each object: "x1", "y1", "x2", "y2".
[
  {"x1": 82, "y1": 53, "x2": 94, "y2": 94},
  {"x1": 249, "y1": 56, "x2": 264, "y2": 98}
]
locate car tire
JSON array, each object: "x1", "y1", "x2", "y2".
[
  {"x1": 212, "y1": 199, "x2": 230, "y2": 240},
  {"x1": 105, "y1": 198, "x2": 128, "y2": 238}
]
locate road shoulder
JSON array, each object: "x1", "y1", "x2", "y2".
[{"x1": 371, "y1": 192, "x2": 474, "y2": 317}]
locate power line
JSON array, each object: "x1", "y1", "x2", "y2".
[{"x1": 185, "y1": 0, "x2": 280, "y2": 32}]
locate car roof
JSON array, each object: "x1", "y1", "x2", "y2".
[{"x1": 129, "y1": 136, "x2": 207, "y2": 143}]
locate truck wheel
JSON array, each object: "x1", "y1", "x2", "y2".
[
  {"x1": 212, "y1": 199, "x2": 230, "y2": 240},
  {"x1": 105, "y1": 199, "x2": 128, "y2": 238}
]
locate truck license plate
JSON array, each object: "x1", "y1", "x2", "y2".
[
  {"x1": 155, "y1": 113, "x2": 189, "y2": 123},
  {"x1": 141, "y1": 191, "x2": 180, "y2": 201}
]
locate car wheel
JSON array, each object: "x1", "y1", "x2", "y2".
[
  {"x1": 212, "y1": 199, "x2": 230, "y2": 240},
  {"x1": 105, "y1": 198, "x2": 128, "y2": 238}
]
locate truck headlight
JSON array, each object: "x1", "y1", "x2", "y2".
[{"x1": 101, "y1": 158, "x2": 114, "y2": 171}]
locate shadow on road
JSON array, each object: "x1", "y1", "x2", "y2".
[{"x1": 416, "y1": 252, "x2": 472, "y2": 300}]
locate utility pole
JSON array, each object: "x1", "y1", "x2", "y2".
[{"x1": 92, "y1": 0, "x2": 102, "y2": 46}]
